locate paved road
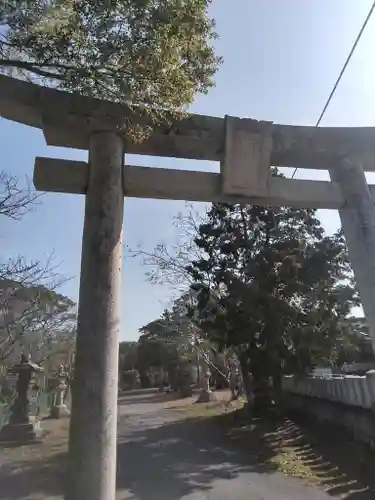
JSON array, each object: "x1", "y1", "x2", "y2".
[{"x1": 116, "y1": 391, "x2": 331, "y2": 500}]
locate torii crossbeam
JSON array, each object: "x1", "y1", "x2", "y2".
[{"x1": 1, "y1": 74, "x2": 375, "y2": 500}]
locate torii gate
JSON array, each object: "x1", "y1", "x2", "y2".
[{"x1": 1, "y1": 75, "x2": 375, "y2": 500}]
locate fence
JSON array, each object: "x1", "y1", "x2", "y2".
[{"x1": 282, "y1": 371, "x2": 375, "y2": 409}]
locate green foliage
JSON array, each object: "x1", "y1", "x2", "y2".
[
  {"x1": 120, "y1": 369, "x2": 140, "y2": 390},
  {"x1": 1, "y1": 1, "x2": 221, "y2": 138},
  {"x1": 333, "y1": 321, "x2": 374, "y2": 368},
  {"x1": 118, "y1": 341, "x2": 139, "y2": 387},
  {"x1": 137, "y1": 334, "x2": 167, "y2": 368},
  {"x1": 118, "y1": 341, "x2": 138, "y2": 371},
  {"x1": 139, "y1": 296, "x2": 199, "y2": 363},
  {"x1": 135, "y1": 332, "x2": 172, "y2": 387},
  {"x1": 187, "y1": 198, "x2": 359, "y2": 409},
  {"x1": 138, "y1": 291, "x2": 232, "y2": 393}
]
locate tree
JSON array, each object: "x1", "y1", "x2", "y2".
[
  {"x1": 137, "y1": 296, "x2": 200, "y2": 393},
  {"x1": 1, "y1": 1, "x2": 221, "y2": 138},
  {"x1": 0, "y1": 170, "x2": 76, "y2": 367},
  {"x1": 138, "y1": 291, "x2": 234, "y2": 398},
  {"x1": 129, "y1": 204, "x2": 205, "y2": 290},
  {"x1": 131, "y1": 207, "x2": 243, "y2": 397},
  {"x1": 0, "y1": 277, "x2": 76, "y2": 364},
  {"x1": 333, "y1": 317, "x2": 374, "y2": 370},
  {"x1": 118, "y1": 341, "x2": 139, "y2": 389},
  {"x1": 188, "y1": 199, "x2": 359, "y2": 412},
  {"x1": 136, "y1": 332, "x2": 172, "y2": 388}
]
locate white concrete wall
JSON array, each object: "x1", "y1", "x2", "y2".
[{"x1": 282, "y1": 372, "x2": 375, "y2": 409}]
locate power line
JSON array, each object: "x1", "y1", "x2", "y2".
[{"x1": 291, "y1": 1, "x2": 375, "y2": 179}]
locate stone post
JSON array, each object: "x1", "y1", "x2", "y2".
[
  {"x1": 329, "y1": 157, "x2": 375, "y2": 353},
  {"x1": 66, "y1": 131, "x2": 124, "y2": 500}
]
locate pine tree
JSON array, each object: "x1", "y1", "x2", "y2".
[{"x1": 188, "y1": 199, "x2": 358, "y2": 412}]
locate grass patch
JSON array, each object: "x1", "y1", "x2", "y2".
[{"x1": 167, "y1": 394, "x2": 246, "y2": 419}]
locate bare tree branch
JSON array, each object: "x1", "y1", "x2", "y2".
[
  {"x1": 0, "y1": 171, "x2": 41, "y2": 220},
  {"x1": 128, "y1": 203, "x2": 207, "y2": 291},
  {"x1": 0, "y1": 253, "x2": 74, "y2": 363}
]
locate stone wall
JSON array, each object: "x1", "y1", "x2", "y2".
[{"x1": 282, "y1": 372, "x2": 375, "y2": 444}]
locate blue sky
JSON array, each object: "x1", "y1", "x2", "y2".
[{"x1": 2, "y1": 0, "x2": 375, "y2": 341}]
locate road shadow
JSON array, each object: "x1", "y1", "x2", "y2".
[
  {"x1": 0, "y1": 444, "x2": 67, "y2": 499},
  {"x1": 5, "y1": 401, "x2": 372, "y2": 500},
  {"x1": 0, "y1": 411, "x2": 276, "y2": 500},
  {"x1": 116, "y1": 414, "x2": 277, "y2": 500},
  {"x1": 0, "y1": 417, "x2": 69, "y2": 499},
  {"x1": 210, "y1": 407, "x2": 375, "y2": 500},
  {"x1": 279, "y1": 414, "x2": 375, "y2": 499}
]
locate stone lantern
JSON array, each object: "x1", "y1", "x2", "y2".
[
  {"x1": 195, "y1": 366, "x2": 216, "y2": 403},
  {"x1": 50, "y1": 365, "x2": 70, "y2": 419},
  {"x1": 0, "y1": 354, "x2": 44, "y2": 442}
]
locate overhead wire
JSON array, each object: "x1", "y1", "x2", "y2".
[{"x1": 291, "y1": 1, "x2": 375, "y2": 179}]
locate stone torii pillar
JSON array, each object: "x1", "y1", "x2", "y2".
[
  {"x1": 66, "y1": 131, "x2": 124, "y2": 500},
  {"x1": 329, "y1": 158, "x2": 375, "y2": 352}
]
